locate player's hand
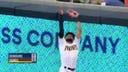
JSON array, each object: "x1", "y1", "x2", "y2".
[
  {"x1": 59, "y1": 7, "x2": 64, "y2": 15},
  {"x1": 67, "y1": 9, "x2": 79, "y2": 18}
]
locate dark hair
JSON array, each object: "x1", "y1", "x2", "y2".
[{"x1": 65, "y1": 32, "x2": 75, "y2": 39}]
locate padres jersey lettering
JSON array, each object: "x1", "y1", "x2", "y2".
[{"x1": 65, "y1": 45, "x2": 77, "y2": 51}]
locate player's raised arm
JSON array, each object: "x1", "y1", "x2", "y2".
[
  {"x1": 76, "y1": 21, "x2": 81, "y2": 39},
  {"x1": 67, "y1": 9, "x2": 81, "y2": 39},
  {"x1": 58, "y1": 7, "x2": 64, "y2": 38}
]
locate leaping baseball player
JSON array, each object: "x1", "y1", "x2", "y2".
[{"x1": 58, "y1": 7, "x2": 81, "y2": 72}]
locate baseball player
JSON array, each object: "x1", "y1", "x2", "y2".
[{"x1": 58, "y1": 7, "x2": 81, "y2": 72}]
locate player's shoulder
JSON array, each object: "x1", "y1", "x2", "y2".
[
  {"x1": 73, "y1": 37, "x2": 80, "y2": 44},
  {"x1": 59, "y1": 37, "x2": 65, "y2": 42},
  {"x1": 59, "y1": 37, "x2": 65, "y2": 40},
  {"x1": 74, "y1": 36, "x2": 80, "y2": 41}
]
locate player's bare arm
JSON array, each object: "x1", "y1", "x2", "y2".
[
  {"x1": 67, "y1": 9, "x2": 81, "y2": 39},
  {"x1": 76, "y1": 21, "x2": 81, "y2": 39}
]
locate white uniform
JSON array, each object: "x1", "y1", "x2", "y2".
[{"x1": 59, "y1": 37, "x2": 80, "y2": 72}]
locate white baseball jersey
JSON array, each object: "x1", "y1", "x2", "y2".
[{"x1": 59, "y1": 37, "x2": 80, "y2": 69}]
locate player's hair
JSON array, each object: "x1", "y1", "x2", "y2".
[{"x1": 65, "y1": 32, "x2": 75, "y2": 39}]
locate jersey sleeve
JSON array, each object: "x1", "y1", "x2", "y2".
[
  {"x1": 74, "y1": 37, "x2": 80, "y2": 45},
  {"x1": 59, "y1": 37, "x2": 65, "y2": 46}
]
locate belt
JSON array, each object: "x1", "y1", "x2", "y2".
[{"x1": 64, "y1": 66, "x2": 75, "y2": 71}]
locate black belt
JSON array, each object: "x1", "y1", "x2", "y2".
[{"x1": 64, "y1": 66, "x2": 75, "y2": 71}]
